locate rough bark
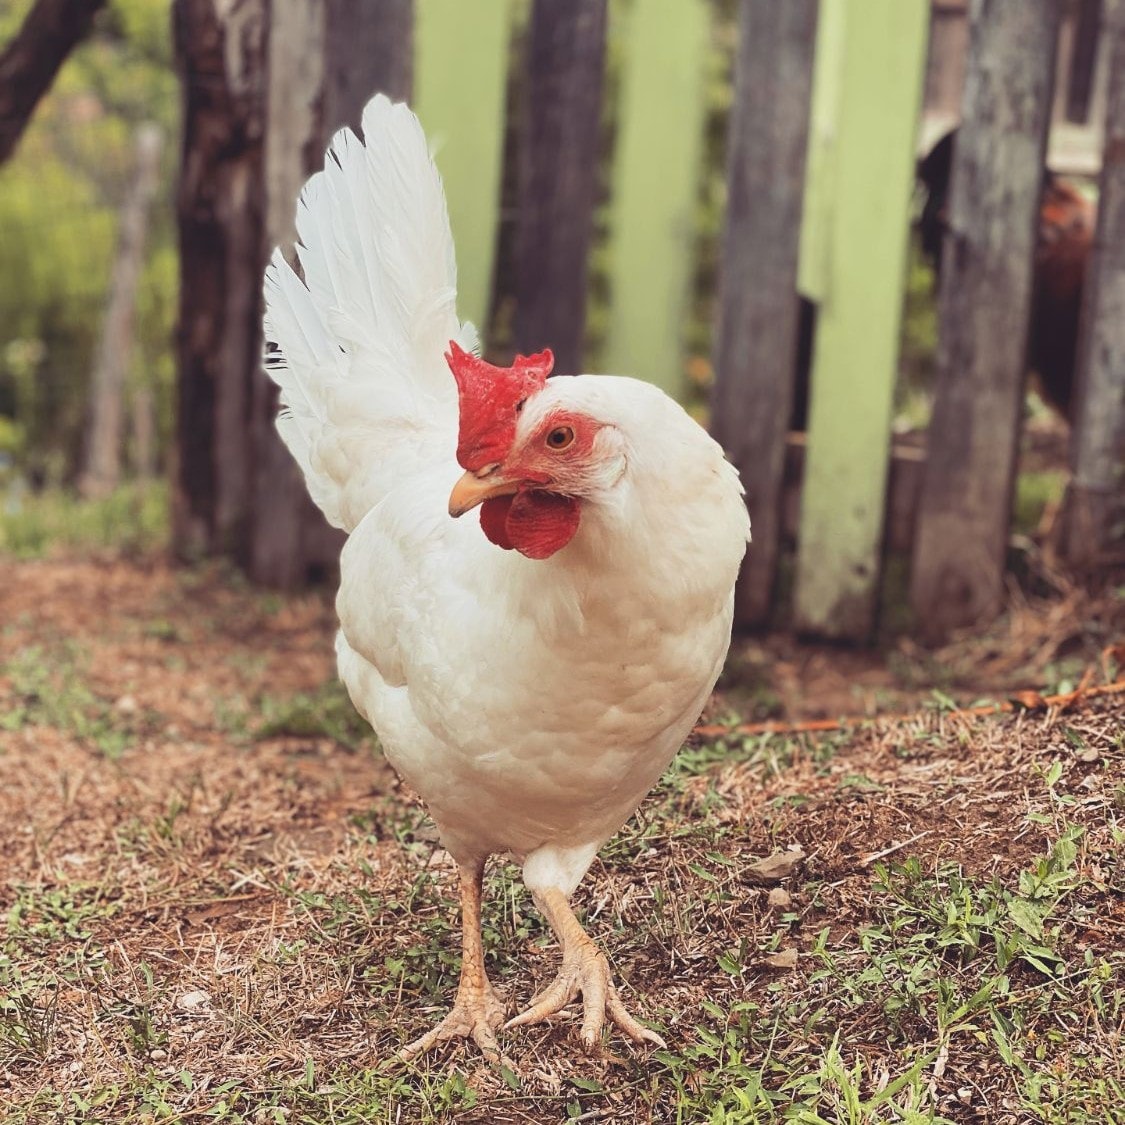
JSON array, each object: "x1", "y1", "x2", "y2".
[
  {"x1": 1062, "y1": 0, "x2": 1125, "y2": 564},
  {"x1": 710, "y1": 0, "x2": 818, "y2": 629},
  {"x1": 172, "y1": 0, "x2": 268, "y2": 561},
  {"x1": 513, "y1": 0, "x2": 607, "y2": 375},
  {"x1": 910, "y1": 0, "x2": 1062, "y2": 641},
  {"x1": 0, "y1": 0, "x2": 106, "y2": 165},
  {"x1": 80, "y1": 124, "x2": 163, "y2": 499}
]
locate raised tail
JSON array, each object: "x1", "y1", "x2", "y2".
[{"x1": 263, "y1": 94, "x2": 476, "y2": 532}]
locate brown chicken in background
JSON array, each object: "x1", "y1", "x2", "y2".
[
  {"x1": 917, "y1": 127, "x2": 1096, "y2": 420},
  {"x1": 793, "y1": 129, "x2": 1095, "y2": 431}
]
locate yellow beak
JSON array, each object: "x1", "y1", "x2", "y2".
[{"x1": 448, "y1": 468, "x2": 520, "y2": 517}]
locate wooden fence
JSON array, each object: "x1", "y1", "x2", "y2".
[{"x1": 176, "y1": 0, "x2": 1125, "y2": 640}]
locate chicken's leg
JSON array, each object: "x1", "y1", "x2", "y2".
[
  {"x1": 505, "y1": 887, "x2": 666, "y2": 1050},
  {"x1": 399, "y1": 858, "x2": 506, "y2": 1059}
]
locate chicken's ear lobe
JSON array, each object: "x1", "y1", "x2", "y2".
[{"x1": 446, "y1": 341, "x2": 554, "y2": 472}]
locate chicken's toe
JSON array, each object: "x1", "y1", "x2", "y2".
[
  {"x1": 506, "y1": 943, "x2": 665, "y2": 1051},
  {"x1": 399, "y1": 985, "x2": 507, "y2": 1061}
]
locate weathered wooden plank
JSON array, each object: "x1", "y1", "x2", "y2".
[
  {"x1": 1062, "y1": 0, "x2": 1125, "y2": 564},
  {"x1": 415, "y1": 0, "x2": 511, "y2": 336},
  {"x1": 910, "y1": 0, "x2": 1061, "y2": 640},
  {"x1": 793, "y1": 0, "x2": 928, "y2": 641},
  {"x1": 603, "y1": 0, "x2": 709, "y2": 398},
  {"x1": 709, "y1": 0, "x2": 818, "y2": 629},
  {"x1": 251, "y1": 0, "x2": 410, "y2": 587},
  {"x1": 513, "y1": 0, "x2": 608, "y2": 374}
]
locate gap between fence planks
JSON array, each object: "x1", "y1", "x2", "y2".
[{"x1": 1062, "y1": 0, "x2": 1125, "y2": 565}]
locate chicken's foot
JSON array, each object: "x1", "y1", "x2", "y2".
[
  {"x1": 399, "y1": 858, "x2": 506, "y2": 1060},
  {"x1": 505, "y1": 887, "x2": 666, "y2": 1051}
]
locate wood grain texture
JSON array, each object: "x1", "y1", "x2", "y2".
[
  {"x1": 1063, "y1": 0, "x2": 1125, "y2": 563},
  {"x1": 710, "y1": 0, "x2": 818, "y2": 630},
  {"x1": 910, "y1": 0, "x2": 1062, "y2": 640},
  {"x1": 513, "y1": 0, "x2": 608, "y2": 375}
]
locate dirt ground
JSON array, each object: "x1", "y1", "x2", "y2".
[{"x1": 0, "y1": 555, "x2": 1122, "y2": 1123}]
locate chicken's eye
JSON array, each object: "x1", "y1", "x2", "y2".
[{"x1": 545, "y1": 425, "x2": 575, "y2": 450}]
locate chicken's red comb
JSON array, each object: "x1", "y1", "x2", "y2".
[{"x1": 446, "y1": 341, "x2": 554, "y2": 472}]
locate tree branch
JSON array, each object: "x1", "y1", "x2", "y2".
[{"x1": 0, "y1": 0, "x2": 106, "y2": 165}]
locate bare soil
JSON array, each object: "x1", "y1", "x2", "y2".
[{"x1": 0, "y1": 556, "x2": 1121, "y2": 1122}]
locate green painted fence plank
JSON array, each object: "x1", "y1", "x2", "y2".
[
  {"x1": 603, "y1": 0, "x2": 709, "y2": 395},
  {"x1": 793, "y1": 0, "x2": 928, "y2": 640},
  {"x1": 414, "y1": 0, "x2": 512, "y2": 337},
  {"x1": 797, "y1": 0, "x2": 846, "y2": 305}
]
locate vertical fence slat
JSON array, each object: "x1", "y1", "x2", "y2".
[
  {"x1": 710, "y1": 0, "x2": 817, "y2": 629},
  {"x1": 793, "y1": 0, "x2": 928, "y2": 641},
  {"x1": 603, "y1": 0, "x2": 709, "y2": 398},
  {"x1": 514, "y1": 0, "x2": 608, "y2": 374},
  {"x1": 251, "y1": 0, "x2": 411, "y2": 587},
  {"x1": 1063, "y1": 0, "x2": 1125, "y2": 563},
  {"x1": 415, "y1": 0, "x2": 511, "y2": 336},
  {"x1": 910, "y1": 0, "x2": 1061, "y2": 640}
]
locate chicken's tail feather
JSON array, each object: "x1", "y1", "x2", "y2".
[{"x1": 263, "y1": 95, "x2": 473, "y2": 532}]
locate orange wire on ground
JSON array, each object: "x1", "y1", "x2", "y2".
[{"x1": 694, "y1": 647, "x2": 1125, "y2": 741}]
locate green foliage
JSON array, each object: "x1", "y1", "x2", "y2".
[
  {"x1": 0, "y1": 0, "x2": 178, "y2": 481},
  {"x1": 0, "y1": 480, "x2": 168, "y2": 557}
]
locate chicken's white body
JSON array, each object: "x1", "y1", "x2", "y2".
[{"x1": 264, "y1": 95, "x2": 749, "y2": 1050}]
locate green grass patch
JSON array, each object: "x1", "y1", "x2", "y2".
[{"x1": 0, "y1": 642, "x2": 140, "y2": 756}]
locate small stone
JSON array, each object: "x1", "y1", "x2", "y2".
[
  {"x1": 177, "y1": 989, "x2": 211, "y2": 1010},
  {"x1": 746, "y1": 846, "x2": 805, "y2": 884},
  {"x1": 763, "y1": 948, "x2": 798, "y2": 970},
  {"x1": 767, "y1": 887, "x2": 791, "y2": 909}
]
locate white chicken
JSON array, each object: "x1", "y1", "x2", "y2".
[{"x1": 263, "y1": 95, "x2": 749, "y2": 1058}]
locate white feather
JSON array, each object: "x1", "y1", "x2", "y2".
[{"x1": 263, "y1": 94, "x2": 470, "y2": 531}]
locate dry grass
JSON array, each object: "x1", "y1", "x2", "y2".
[{"x1": 0, "y1": 557, "x2": 1122, "y2": 1123}]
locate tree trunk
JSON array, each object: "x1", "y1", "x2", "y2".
[
  {"x1": 248, "y1": 0, "x2": 412, "y2": 587},
  {"x1": 80, "y1": 123, "x2": 162, "y2": 499},
  {"x1": 1062, "y1": 0, "x2": 1125, "y2": 564},
  {"x1": 513, "y1": 0, "x2": 607, "y2": 375},
  {"x1": 910, "y1": 0, "x2": 1061, "y2": 641},
  {"x1": 710, "y1": 0, "x2": 818, "y2": 630},
  {"x1": 324, "y1": 0, "x2": 412, "y2": 133},
  {"x1": 0, "y1": 0, "x2": 106, "y2": 165},
  {"x1": 172, "y1": 0, "x2": 268, "y2": 561}
]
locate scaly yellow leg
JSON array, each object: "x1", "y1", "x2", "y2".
[{"x1": 399, "y1": 858, "x2": 506, "y2": 1060}]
